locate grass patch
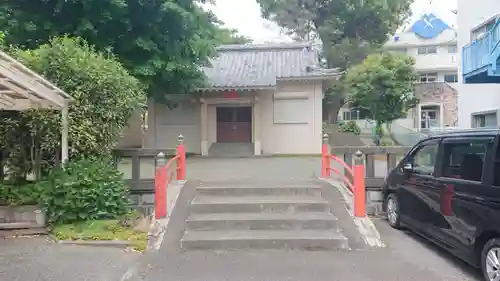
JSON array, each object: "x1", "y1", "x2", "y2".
[{"x1": 52, "y1": 220, "x2": 148, "y2": 252}]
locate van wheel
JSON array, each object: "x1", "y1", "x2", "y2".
[
  {"x1": 481, "y1": 238, "x2": 500, "y2": 281},
  {"x1": 385, "y1": 193, "x2": 402, "y2": 229}
]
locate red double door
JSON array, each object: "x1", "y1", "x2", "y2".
[{"x1": 216, "y1": 107, "x2": 252, "y2": 142}]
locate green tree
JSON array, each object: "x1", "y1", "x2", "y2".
[
  {"x1": 343, "y1": 52, "x2": 418, "y2": 136},
  {"x1": 0, "y1": 36, "x2": 144, "y2": 183},
  {"x1": 256, "y1": 0, "x2": 413, "y2": 122},
  {"x1": 216, "y1": 27, "x2": 252, "y2": 44},
  {"x1": 0, "y1": 0, "x2": 220, "y2": 105}
]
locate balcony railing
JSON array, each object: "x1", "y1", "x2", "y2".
[{"x1": 463, "y1": 20, "x2": 500, "y2": 76}]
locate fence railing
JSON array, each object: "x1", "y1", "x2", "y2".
[
  {"x1": 388, "y1": 121, "x2": 427, "y2": 147},
  {"x1": 325, "y1": 140, "x2": 412, "y2": 216},
  {"x1": 463, "y1": 20, "x2": 500, "y2": 75},
  {"x1": 321, "y1": 134, "x2": 366, "y2": 217},
  {"x1": 154, "y1": 135, "x2": 186, "y2": 219},
  {"x1": 113, "y1": 135, "x2": 186, "y2": 217}
]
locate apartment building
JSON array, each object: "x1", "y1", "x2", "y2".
[
  {"x1": 339, "y1": 13, "x2": 459, "y2": 132},
  {"x1": 456, "y1": 0, "x2": 500, "y2": 128}
]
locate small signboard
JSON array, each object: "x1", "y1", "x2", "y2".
[{"x1": 223, "y1": 91, "x2": 239, "y2": 99}]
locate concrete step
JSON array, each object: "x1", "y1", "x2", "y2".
[
  {"x1": 0, "y1": 228, "x2": 48, "y2": 238},
  {"x1": 186, "y1": 212, "x2": 339, "y2": 231},
  {"x1": 0, "y1": 222, "x2": 43, "y2": 229},
  {"x1": 196, "y1": 184, "x2": 322, "y2": 197},
  {"x1": 190, "y1": 195, "x2": 330, "y2": 214},
  {"x1": 181, "y1": 229, "x2": 349, "y2": 250}
]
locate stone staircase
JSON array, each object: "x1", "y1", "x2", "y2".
[
  {"x1": 208, "y1": 143, "x2": 254, "y2": 157},
  {"x1": 180, "y1": 180, "x2": 349, "y2": 250}
]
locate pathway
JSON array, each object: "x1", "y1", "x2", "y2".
[{"x1": 121, "y1": 157, "x2": 481, "y2": 281}]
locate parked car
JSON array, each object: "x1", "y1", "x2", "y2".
[{"x1": 382, "y1": 128, "x2": 500, "y2": 281}]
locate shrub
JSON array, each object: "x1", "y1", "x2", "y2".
[
  {"x1": 38, "y1": 158, "x2": 130, "y2": 224},
  {"x1": 338, "y1": 121, "x2": 361, "y2": 135},
  {"x1": 0, "y1": 183, "x2": 42, "y2": 206},
  {"x1": 0, "y1": 36, "x2": 145, "y2": 184}
]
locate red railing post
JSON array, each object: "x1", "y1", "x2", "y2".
[
  {"x1": 353, "y1": 150, "x2": 366, "y2": 217},
  {"x1": 154, "y1": 152, "x2": 167, "y2": 219},
  {"x1": 322, "y1": 133, "x2": 330, "y2": 177},
  {"x1": 176, "y1": 134, "x2": 186, "y2": 181}
]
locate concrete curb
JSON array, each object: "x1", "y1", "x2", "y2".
[
  {"x1": 320, "y1": 178, "x2": 386, "y2": 248},
  {"x1": 146, "y1": 179, "x2": 187, "y2": 252}
]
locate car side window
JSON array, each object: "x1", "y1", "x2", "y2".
[
  {"x1": 441, "y1": 139, "x2": 490, "y2": 182},
  {"x1": 492, "y1": 140, "x2": 500, "y2": 186},
  {"x1": 410, "y1": 143, "x2": 439, "y2": 176}
]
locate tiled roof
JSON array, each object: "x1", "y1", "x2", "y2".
[{"x1": 199, "y1": 42, "x2": 340, "y2": 91}]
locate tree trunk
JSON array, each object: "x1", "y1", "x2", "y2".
[{"x1": 323, "y1": 96, "x2": 344, "y2": 124}]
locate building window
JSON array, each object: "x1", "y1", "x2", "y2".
[
  {"x1": 472, "y1": 112, "x2": 497, "y2": 128},
  {"x1": 471, "y1": 17, "x2": 498, "y2": 40},
  {"x1": 444, "y1": 74, "x2": 458, "y2": 83},
  {"x1": 273, "y1": 93, "x2": 309, "y2": 124},
  {"x1": 391, "y1": 48, "x2": 407, "y2": 54},
  {"x1": 447, "y1": 46, "x2": 457, "y2": 53},
  {"x1": 419, "y1": 72, "x2": 438, "y2": 83},
  {"x1": 342, "y1": 108, "x2": 371, "y2": 120},
  {"x1": 417, "y1": 46, "x2": 437, "y2": 55}
]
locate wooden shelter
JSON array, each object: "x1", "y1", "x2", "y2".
[{"x1": 0, "y1": 50, "x2": 73, "y2": 163}]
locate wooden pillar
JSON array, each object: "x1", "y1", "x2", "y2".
[
  {"x1": 253, "y1": 96, "x2": 261, "y2": 155},
  {"x1": 61, "y1": 100, "x2": 69, "y2": 166},
  {"x1": 200, "y1": 98, "x2": 208, "y2": 156}
]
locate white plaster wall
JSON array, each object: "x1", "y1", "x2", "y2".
[
  {"x1": 146, "y1": 81, "x2": 323, "y2": 155},
  {"x1": 259, "y1": 81, "x2": 322, "y2": 154},
  {"x1": 457, "y1": 0, "x2": 499, "y2": 82},
  {"x1": 453, "y1": 84, "x2": 500, "y2": 128},
  {"x1": 116, "y1": 110, "x2": 143, "y2": 148},
  {"x1": 144, "y1": 100, "x2": 201, "y2": 153}
]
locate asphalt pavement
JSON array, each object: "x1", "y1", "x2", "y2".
[
  {"x1": 0, "y1": 236, "x2": 140, "y2": 281},
  {"x1": 118, "y1": 216, "x2": 481, "y2": 281}
]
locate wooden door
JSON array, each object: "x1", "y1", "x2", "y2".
[{"x1": 216, "y1": 107, "x2": 252, "y2": 142}]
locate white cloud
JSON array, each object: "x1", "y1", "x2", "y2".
[{"x1": 206, "y1": 0, "x2": 458, "y2": 43}]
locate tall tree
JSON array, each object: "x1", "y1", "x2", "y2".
[
  {"x1": 0, "y1": 0, "x2": 221, "y2": 105},
  {"x1": 216, "y1": 27, "x2": 253, "y2": 44},
  {"x1": 256, "y1": 0, "x2": 413, "y2": 122},
  {"x1": 343, "y1": 52, "x2": 418, "y2": 135}
]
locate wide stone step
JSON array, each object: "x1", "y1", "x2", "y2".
[
  {"x1": 186, "y1": 212, "x2": 339, "y2": 231},
  {"x1": 196, "y1": 184, "x2": 322, "y2": 197},
  {"x1": 190, "y1": 195, "x2": 329, "y2": 213},
  {"x1": 181, "y1": 229, "x2": 349, "y2": 250}
]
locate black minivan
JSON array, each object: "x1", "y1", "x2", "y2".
[{"x1": 383, "y1": 129, "x2": 500, "y2": 281}]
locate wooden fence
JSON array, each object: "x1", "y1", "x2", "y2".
[
  {"x1": 113, "y1": 148, "x2": 176, "y2": 215},
  {"x1": 330, "y1": 146, "x2": 412, "y2": 215}
]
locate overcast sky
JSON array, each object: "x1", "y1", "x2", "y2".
[{"x1": 205, "y1": 0, "x2": 458, "y2": 43}]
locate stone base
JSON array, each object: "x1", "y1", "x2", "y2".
[
  {"x1": 129, "y1": 193, "x2": 155, "y2": 216},
  {"x1": 0, "y1": 205, "x2": 46, "y2": 226},
  {"x1": 366, "y1": 190, "x2": 384, "y2": 216}
]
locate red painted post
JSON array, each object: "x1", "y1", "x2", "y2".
[
  {"x1": 154, "y1": 152, "x2": 167, "y2": 219},
  {"x1": 353, "y1": 150, "x2": 366, "y2": 217},
  {"x1": 176, "y1": 134, "x2": 186, "y2": 181},
  {"x1": 322, "y1": 133, "x2": 331, "y2": 177},
  {"x1": 442, "y1": 184, "x2": 454, "y2": 216}
]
